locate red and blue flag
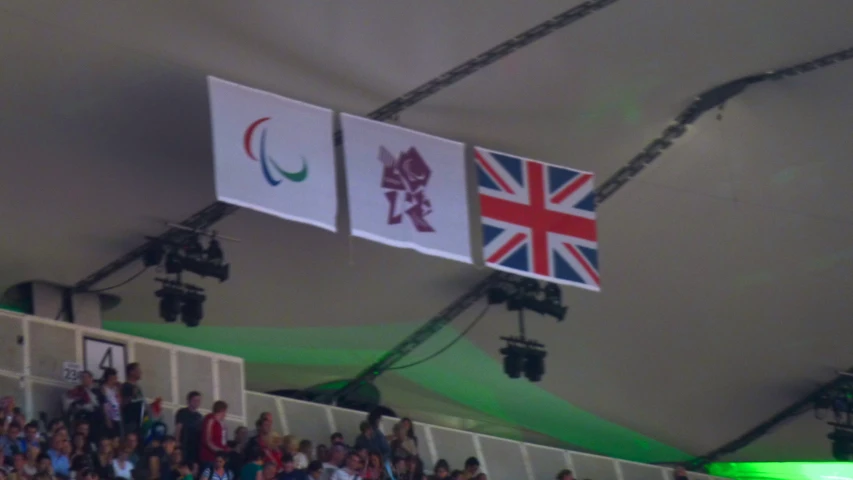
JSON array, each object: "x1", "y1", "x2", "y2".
[{"x1": 475, "y1": 147, "x2": 599, "y2": 291}]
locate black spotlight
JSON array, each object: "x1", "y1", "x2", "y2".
[
  {"x1": 829, "y1": 428, "x2": 853, "y2": 461},
  {"x1": 164, "y1": 251, "x2": 183, "y2": 274},
  {"x1": 182, "y1": 257, "x2": 230, "y2": 282},
  {"x1": 524, "y1": 350, "x2": 547, "y2": 382},
  {"x1": 181, "y1": 289, "x2": 206, "y2": 327},
  {"x1": 543, "y1": 283, "x2": 561, "y2": 303},
  {"x1": 143, "y1": 243, "x2": 164, "y2": 268},
  {"x1": 185, "y1": 235, "x2": 205, "y2": 259},
  {"x1": 155, "y1": 284, "x2": 182, "y2": 323},
  {"x1": 487, "y1": 286, "x2": 509, "y2": 305},
  {"x1": 206, "y1": 238, "x2": 224, "y2": 264},
  {"x1": 500, "y1": 345, "x2": 524, "y2": 379}
]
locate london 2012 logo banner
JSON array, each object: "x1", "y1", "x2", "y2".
[
  {"x1": 378, "y1": 146, "x2": 434, "y2": 232},
  {"x1": 341, "y1": 113, "x2": 472, "y2": 264},
  {"x1": 208, "y1": 76, "x2": 337, "y2": 232}
]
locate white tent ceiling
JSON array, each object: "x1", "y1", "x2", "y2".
[{"x1": 2, "y1": 0, "x2": 853, "y2": 463}]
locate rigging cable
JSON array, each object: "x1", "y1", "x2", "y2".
[{"x1": 388, "y1": 303, "x2": 491, "y2": 371}]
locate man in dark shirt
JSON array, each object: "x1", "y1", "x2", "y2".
[
  {"x1": 120, "y1": 363, "x2": 147, "y2": 435},
  {"x1": 175, "y1": 391, "x2": 203, "y2": 468}
]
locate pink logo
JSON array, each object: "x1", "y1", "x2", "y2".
[{"x1": 378, "y1": 146, "x2": 434, "y2": 232}]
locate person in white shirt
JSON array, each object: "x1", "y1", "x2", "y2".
[
  {"x1": 293, "y1": 440, "x2": 312, "y2": 470},
  {"x1": 331, "y1": 452, "x2": 363, "y2": 480},
  {"x1": 320, "y1": 445, "x2": 347, "y2": 480}
]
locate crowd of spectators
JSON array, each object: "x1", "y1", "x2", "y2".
[{"x1": 0, "y1": 362, "x2": 585, "y2": 480}]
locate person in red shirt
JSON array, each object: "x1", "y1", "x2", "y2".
[{"x1": 199, "y1": 401, "x2": 229, "y2": 465}]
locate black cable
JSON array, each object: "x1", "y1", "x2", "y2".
[
  {"x1": 84, "y1": 266, "x2": 148, "y2": 293},
  {"x1": 388, "y1": 303, "x2": 491, "y2": 371}
]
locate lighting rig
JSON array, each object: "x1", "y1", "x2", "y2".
[
  {"x1": 143, "y1": 226, "x2": 233, "y2": 327},
  {"x1": 813, "y1": 375, "x2": 853, "y2": 461},
  {"x1": 487, "y1": 277, "x2": 568, "y2": 382}
]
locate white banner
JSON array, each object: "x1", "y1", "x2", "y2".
[
  {"x1": 341, "y1": 114, "x2": 472, "y2": 263},
  {"x1": 208, "y1": 76, "x2": 337, "y2": 232}
]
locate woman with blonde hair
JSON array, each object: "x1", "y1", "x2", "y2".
[{"x1": 261, "y1": 433, "x2": 283, "y2": 472}]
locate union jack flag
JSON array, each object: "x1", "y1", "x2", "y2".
[{"x1": 475, "y1": 147, "x2": 599, "y2": 291}]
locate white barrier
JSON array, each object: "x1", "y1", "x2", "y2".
[{"x1": 0, "y1": 310, "x2": 246, "y2": 425}]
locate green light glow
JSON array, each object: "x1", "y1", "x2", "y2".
[
  {"x1": 102, "y1": 319, "x2": 688, "y2": 463},
  {"x1": 709, "y1": 462, "x2": 853, "y2": 480}
]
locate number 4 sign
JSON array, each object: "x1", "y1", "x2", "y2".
[{"x1": 83, "y1": 337, "x2": 128, "y2": 383}]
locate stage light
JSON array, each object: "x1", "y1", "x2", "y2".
[
  {"x1": 524, "y1": 350, "x2": 546, "y2": 382},
  {"x1": 181, "y1": 290, "x2": 205, "y2": 327},
  {"x1": 165, "y1": 251, "x2": 183, "y2": 274},
  {"x1": 207, "y1": 238, "x2": 224, "y2": 264},
  {"x1": 543, "y1": 283, "x2": 561, "y2": 304},
  {"x1": 500, "y1": 345, "x2": 524, "y2": 379},
  {"x1": 155, "y1": 284, "x2": 183, "y2": 323},
  {"x1": 487, "y1": 286, "x2": 509, "y2": 305},
  {"x1": 143, "y1": 243, "x2": 164, "y2": 268},
  {"x1": 181, "y1": 257, "x2": 229, "y2": 282},
  {"x1": 829, "y1": 428, "x2": 853, "y2": 461},
  {"x1": 185, "y1": 235, "x2": 205, "y2": 259}
]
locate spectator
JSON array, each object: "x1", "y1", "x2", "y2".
[
  {"x1": 473, "y1": 475, "x2": 486, "y2": 480},
  {"x1": 8, "y1": 452, "x2": 29, "y2": 480},
  {"x1": 240, "y1": 447, "x2": 264, "y2": 480},
  {"x1": 556, "y1": 470, "x2": 573, "y2": 480},
  {"x1": 260, "y1": 434, "x2": 282, "y2": 473},
  {"x1": 123, "y1": 433, "x2": 140, "y2": 465},
  {"x1": 275, "y1": 454, "x2": 304, "y2": 480},
  {"x1": 245, "y1": 419, "x2": 271, "y2": 462},
  {"x1": 313, "y1": 447, "x2": 327, "y2": 466},
  {"x1": 431, "y1": 460, "x2": 449, "y2": 480},
  {"x1": 22, "y1": 423, "x2": 42, "y2": 455},
  {"x1": 47, "y1": 435, "x2": 70, "y2": 478},
  {"x1": 305, "y1": 462, "x2": 323, "y2": 480},
  {"x1": 175, "y1": 393, "x2": 203, "y2": 469},
  {"x1": 176, "y1": 462, "x2": 193, "y2": 480},
  {"x1": 408, "y1": 457, "x2": 425, "y2": 480},
  {"x1": 674, "y1": 467, "x2": 689, "y2": 480},
  {"x1": 292, "y1": 441, "x2": 311, "y2": 470},
  {"x1": 90, "y1": 438, "x2": 114, "y2": 480},
  {"x1": 199, "y1": 402, "x2": 229, "y2": 465},
  {"x1": 147, "y1": 435, "x2": 177, "y2": 480},
  {"x1": 328, "y1": 435, "x2": 344, "y2": 449},
  {"x1": 389, "y1": 423, "x2": 416, "y2": 460},
  {"x1": 97, "y1": 368, "x2": 122, "y2": 443},
  {"x1": 353, "y1": 423, "x2": 388, "y2": 458},
  {"x1": 261, "y1": 463, "x2": 277, "y2": 480},
  {"x1": 78, "y1": 468, "x2": 99, "y2": 480},
  {"x1": 200, "y1": 452, "x2": 232, "y2": 480},
  {"x1": 1, "y1": 422, "x2": 24, "y2": 463},
  {"x1": 330, "y1": 452, "x2": 361, "y2": 480},
  {"x1": 362, "y1": 453, "x2": 383, "y2": 480},
  {"x1": 23, "y1": 448, "x2": 41, "y2": 479},
  {"x1": 448, "y1": 471, "x2": 461, "y2": 480},
  {"x1": 460, "y1": 458, "x2": 479, "y2": 480},
  {"x1": 120, "y1": 364, "x2": 147, "y2": 436},
  {"x1": 64, "y1": 372, "x2": 100, "y2": 424},
  {"x1": 32, "y1": 474, "x2": 51, "y2": 480},
  {"x1": 281, "y1": 437, "x2": 298, "y2": 460},
  {"x1": 35, "y1": 453, "x2": 52, "y2": 476},
  {"x1": 391, "y1": 456, "x2": 408, "y2": 480},
  {"x1": 74, "y1": 421, "x2": 94, "y2": 454},
  {"x1": 70, "y1": 433, "x2": 92, "y2": 472},
  {"x1": 320, "y1": 446, "x2": 345, "y2": 480},
  {"x1": 248, "y1": 415, "x2": 272, "y2": 440},
  {"x1": 112, "y1": 448, "x2": 134, "y2": 480},
  {"x1": 227, "y1": 427, "x2": 248, "y2": 474}
]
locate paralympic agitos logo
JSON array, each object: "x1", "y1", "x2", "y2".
[{"x1": 243, "y1": 117, "x2": 309, "y2": 186}]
